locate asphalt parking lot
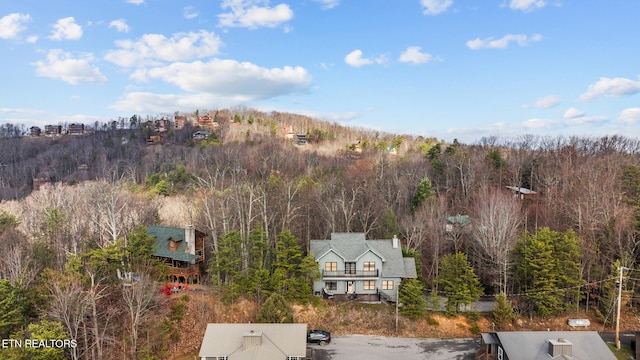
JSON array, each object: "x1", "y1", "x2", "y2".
[{"x1": 308, "y1": 335, "x2": 477, "y2": 360}]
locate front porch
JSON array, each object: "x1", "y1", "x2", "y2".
[{"x1": 319, "y1": 288, "x2": 388, "y2": 302}]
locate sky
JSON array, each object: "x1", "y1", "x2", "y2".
[{"x1": 1, "y1": 0, "x2": 639, "y2": 143}]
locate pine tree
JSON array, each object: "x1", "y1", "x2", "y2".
[
  {"x1": 437, "y1": 253, "x2": 483, "y2": 316},
  {"x1": 399, "y1": 278, "x2": 427, "y2": 319},
  {"x1": 257, "y1": 293, "x2": 293, "y2": 323},
  {"x1": 514, "y1": 228, "x2": 581, "y2": 316},
  {"x1": 410, "y1": 177, "x2": 435, "y2": 213},
  {"x1": 493, "y1": 292, "x2": 514, "y2": 330}
]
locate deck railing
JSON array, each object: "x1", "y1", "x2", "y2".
[{"x1": 321, "y1": 269, "x2": 379, "y2": 277}]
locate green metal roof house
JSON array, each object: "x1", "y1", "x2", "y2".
[{"x1": 147, "y1": 225, "x2": 206, "y2": 284}]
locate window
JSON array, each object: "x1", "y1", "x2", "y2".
[
  {"x1": 382, "y1": 280, "x2": 394, "y2": 290},
  {"x1": 363, "y1": 280, "x2": 375, "y2": 290},
  {"x1": 363, "y1": 262, "x2": 375, "y2": 271},
  {"x1": 325, "y1": 262, "x2": 337, "y2": 272},
  {"x1": 345, "y1": 262, "x2": 356, "y2": 274},
  {"x1": 325, "y1": 281, "x2": 337, "y2": 291},
  {"x1": 287, "y1": 357, "x2": 302, "y2": 360}
]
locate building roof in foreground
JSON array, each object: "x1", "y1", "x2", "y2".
[
  {"x1": 199, "y1": 323, "x2": 307, "y2": 360},
  {"x1": 489, "y1": 331, "x2": 615, "y2": 360}
]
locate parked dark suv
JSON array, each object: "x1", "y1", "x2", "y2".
[{"x1": 307, "y1": 330, "x2": 331, "y2": 345}]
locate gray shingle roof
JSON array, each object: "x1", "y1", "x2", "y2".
[
  {"x1": 147, "y1": 225, "x2": 200, "y2": 263},
  {"x1": 310, "y1": 233, "x2": 417, "y2": 279}
]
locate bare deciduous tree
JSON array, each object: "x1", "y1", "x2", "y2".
[{"x1": 471, "y1": 188, "x2": 522, "y2": 294}]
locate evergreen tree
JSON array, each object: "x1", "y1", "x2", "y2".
[
  {"x1": 399, "y1": 278, "x2": 427, "y2": 319},
  {"x1": 436, "y1": 253, "x2": 483, "y2": 316},
  {"x1": 273, "y1": 230, "x2": 317, "y2": 302},
  {"x1": 410, "y1": 177, "x2": 435, "y2": 213},
  {"x1": 0, "y1": 280, "x2": 23, "y2": 338},
  {"x1": 493, "y1": 292, "x2": 514, "y2": 330},
  {"x1": 514, "y1": 228, "x2": 582, "y2": 316},
  {"x1": 257, "y1": 293, "x2": 293, "y2": 323}
]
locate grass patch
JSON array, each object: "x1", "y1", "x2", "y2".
[{"x1": 607, "y1": 343, "x2": 634, "y2": 360}]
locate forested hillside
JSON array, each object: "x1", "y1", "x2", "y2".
[{"x1": 1, "y1": 108, "x2": 640, "y2": 359}]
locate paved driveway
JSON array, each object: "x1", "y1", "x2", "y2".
[{"x1": 308, "y1": 335, "x2": 477, "y2": 360}]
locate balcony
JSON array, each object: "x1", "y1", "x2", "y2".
[{"x1": 321, "y1": 269, "x2": 379, "y2": 278}]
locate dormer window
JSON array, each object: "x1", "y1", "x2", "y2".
[{"x1": 168, "y1": 237, "x2": 179, "y2": 251}]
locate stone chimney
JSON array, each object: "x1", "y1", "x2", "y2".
[
  {"x1": 548, "y1": 338, "x2": 572, "y2": 358},
  {"x1": 184, "y1": 225, "x2": 195, "y2": 255},
  {"x1": 392, "y1": 235, "x2": 399, "y2": 249}
]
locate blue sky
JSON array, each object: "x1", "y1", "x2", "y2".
[{"x1": 1, "y1": 0, "x2": 639, "y2": 143}]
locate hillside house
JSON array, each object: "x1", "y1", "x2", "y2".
[
  {"x1": 506, "y1": 186, "x2": 537, "y2": 200},
  {"x1": 44, "y1": 125, "x2": 62, "y2": 137},
  {"x1": 30, "y1": 126, "x2": 41, "y2": 137},
  {"x1": 154, "y1": 118, "x2": 171, "y2": 132},
  {"x1": 147, "y1": 225, "x2": 206, "y2": 284},
  {"x1": 199, "y1": 323, "x2": 307, "y2": 360},
  {"x1": 310, "y1": 233, "x2": 417, "y2": 302},
  {"x1": 295, "y1": 134, "x2": 307, "y2": 145},
  {"x1": 68, "y1": 123, "x2": 85, "y2": 135},
  {"x1": 475, "y1": 331, "x2": 615, "y2": 360},
  {"x1": 147, "y1": 134, "x2": 163, "y2": 145},
  {"x1": 192, "y1": 130, "x2": 210, "y2": 140}
]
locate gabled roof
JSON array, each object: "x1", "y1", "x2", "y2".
[
  {"x1": 490, "y1": 331, "x2": 615, "y2": 360},
  {"x1": 506, "y1": 186, "x2": 537, "y2": 195},
  {"x1": 447, "y1": 214, "x2": 470, "y2": 227},
  {"x1": 310, "y1": 233, "x2": 416, "y2": 279},
  {"x1": 147, "y1": 225, "x2": 200, "y2": 263},
  {"x1": 199, "y1": 323, "x2": 307, "y2": 359}
]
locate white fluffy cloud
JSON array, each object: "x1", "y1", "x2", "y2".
[
  {"x1": 33, "y1": 49, "x2": 107, "y2": 84},
  {"x1": 218, "y1": 0, "x2": 293, "y2": 29},
  {"x1": 0, "y1": 13, "x2": 31, "y2": 39},
  {"x1": 138, "y1": 59, "x2": 312, "y2": 99},
  {"x1": 509, "y1": 0, "x2": 546, "y2": 12},
  {"x1": 315, "y1": 0, "x2": 340, "y2": 9},
  {"x1": 618, "y1": 108, "x2": 640, "y2": 124},
  {"x1": 104, "y1": 30, "x2": 223, "y2": 67},
  {"x1": 49, "y1": 17, "x2": 83, "y2": 41},
  {"x1": 127, "y1": 0, "x2": 144, "y2": 4},
  {"x1": 111, "y1": 59, "x2": 312, "y2": 113},
  {"x1": 522, "y1": 95, "x2": 561, "y2": 109},
  {"x1": 563, "y1": 107, "x2": 584, "y2": 119},
  {"x1": 344, "y1": 50, "x2": 387, "y2": 67},
  {"x1": 345, "y1": 50, "x2": 372, "y2": 67},
  {"x1": 579, "y1": 77, "x2": 640, "y2": 101},
  {"x1": 420, "y1": 0, "x2": 453, "y2": 15},
  {"x1": 111, "y1": 92, "x2": 226, "y2": 113},
  {"x1": 184, "y1": 6, "x2": 199, "y2": 19},
  {"x1": 398, "y1": 46, "x2": 432, "y2": 64},
  {"x1": 109, "y1": 19, "x2": 129, "y2": 33},
  {"x1": 467, "y1": 33, "x2": 542, "y2": 50}
]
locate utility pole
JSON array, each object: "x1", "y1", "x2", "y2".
[
  {"x1": 395, "y1": 285, "x2": 399, "y2": 333},
  {"x1": 615, "y1": 266, "x2": 626, "y2": 350}
]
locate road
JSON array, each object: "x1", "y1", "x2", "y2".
[
  {"x1": 308, "y1": 335, "x2": 477, "y2": 360},
  {"x1": 600, "y1": 331, "x2": 636, "y2": 348}
]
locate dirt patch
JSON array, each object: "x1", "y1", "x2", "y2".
[{"x1": 165, "y1": 291, "x2": 639, "y2": 360}]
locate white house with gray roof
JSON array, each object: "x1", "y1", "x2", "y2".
[
  {"x1": 310, "y1": 233, "x2": 417, "y2": 302},
  {"x1": 199, "y1": 323, "x2": 307, "y2": 360}
]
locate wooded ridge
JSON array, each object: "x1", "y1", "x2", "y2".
[{"x1": 1, "y1": 107, "x2": 640, "y2": 359}]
